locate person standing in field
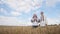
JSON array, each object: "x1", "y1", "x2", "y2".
[
  {"x1": 39, "y1": 11, "x2": 47, "y2": 26},
  {"x1": 31, "y1": 14, "x2": 40, "y2": 28}
]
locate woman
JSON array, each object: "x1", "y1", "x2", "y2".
[
  {"x1": 31, "y1": 14, "x2": 40, "y2": 28},
  {"x1": 40, "y1": 12, "x2": 46, "y2": 26}
]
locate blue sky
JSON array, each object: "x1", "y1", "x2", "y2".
[{"x1": 0, "y1": 0, "x2": 60, "y2": 26}]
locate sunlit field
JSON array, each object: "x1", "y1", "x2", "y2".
[{"x1": 0, "y1": 25, "x2": 60, "y2": 34}]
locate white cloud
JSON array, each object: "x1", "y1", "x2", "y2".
[
  {"x1": 0, "y1": 0, "x2": 6, "y2": 4},
  {"x1": 0, "y1": 8, "x2": 4, "y2": 12},
  {"x1": 11, "y1": 11, "x2": 22, "y2": 16},
  {"x1": 0, "y1": 8, "x2": 8, "y2": 15},
  {"x1": 46, "y1": 0, "x2": 60, "y2": 7},
  {"x1": 0, "y1": 0, "x2": 44, "y2": 16},
  {"x1": 0, "y1": 1, "x2": 2, "y2": 4},
  {"x1": 47, "y1": 18, "x2": 60, "y2": 25},
  {"x1": 4, "y1": 0, "x2": 43, "y2": 13},
  {"x1": 0, "y1": 16, "x2": 32, "y2": 26},
  {"x1": 0, "y1": 16, "x2": 18, "y2": 25},
  {"x1": 26, "y1": 17, "x2": 32, "y2": 26},
  {"x1": 0, "y1": 8, "x2": 22, "y2": 16}
]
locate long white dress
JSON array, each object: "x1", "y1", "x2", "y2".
[
  {"x1": 40, "y1": 16, "x2": 46, "y2": 26},
  {"x1": 40, "y1": 21, "x2": 46, "y2": 26}
]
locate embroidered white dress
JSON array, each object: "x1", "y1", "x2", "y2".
[{"x1": 32, "y1": 21, "x2": 39, "y2": 26}]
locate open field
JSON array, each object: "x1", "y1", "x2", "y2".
[{"x1": 0, "y1": 25, "x2": 60, "y2": 34}]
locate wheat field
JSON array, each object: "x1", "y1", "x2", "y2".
[{"x1": 0, "y1": 25, "x2": 60, "y2": 34}]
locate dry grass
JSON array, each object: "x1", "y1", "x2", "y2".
[{"x1": 0, "y1": 25, "x2": 60, "y2": 34}]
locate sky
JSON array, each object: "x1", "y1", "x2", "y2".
[{"x1": 0, "y1": 0, "x2": 60, "y2": 26}]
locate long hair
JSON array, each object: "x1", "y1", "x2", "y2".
[{"x1": 33, "y1": 14, "x2": 37, "y2": 22}]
